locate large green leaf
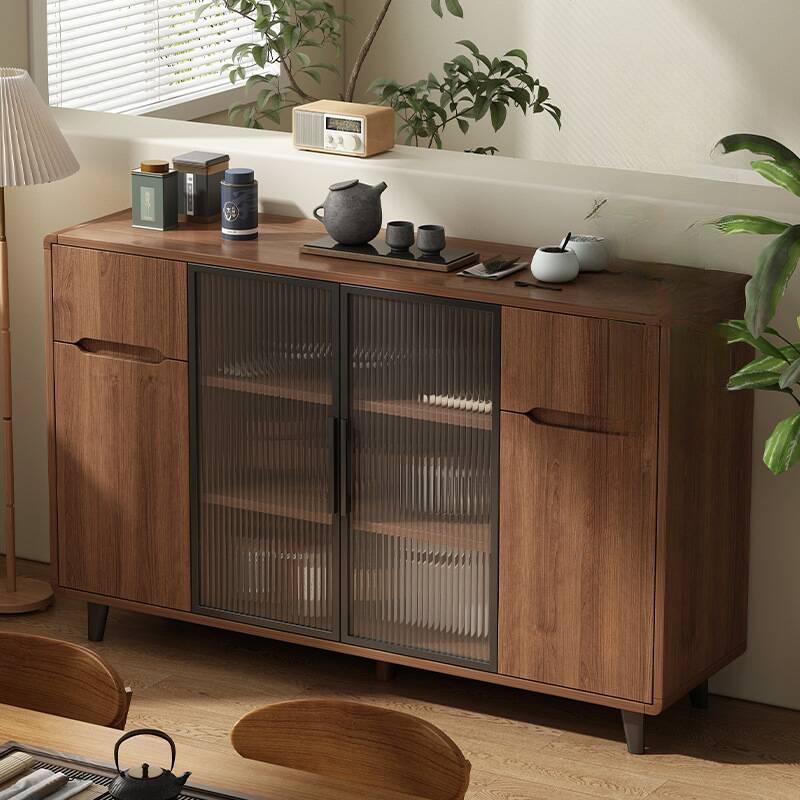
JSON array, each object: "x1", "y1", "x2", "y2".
[
  {"x1": 745, "y1": 225, "x2": 800, "y2": 337},
  {"x1": 751, "y1": 160, "x2": 800, "y2": 199},
  {"x1": 727, "y1": 371, "x2": 782, "y2": 391},
  {"x1": 715, "y1": 134, "x2": 800, "y2": 173},
  {"x1": 708, "y1": 215, "x2": 790, "y2": 236},
  {"x1": 779, "y1": 356, "x2": 800, "y2": 389},
  {"x1": 718, "y1": 319, "x2": 786, "y2": 360},
  {"x1": 763, "y1": 412, "x2": 800, "y2": 474}
]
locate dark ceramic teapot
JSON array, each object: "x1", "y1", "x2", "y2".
[
  {"x1": 109, "y1": 730, "x2": 191, "y2": 800},
  {"x1": 313, "y1": 179, "x2": 387, "y2": 246}
]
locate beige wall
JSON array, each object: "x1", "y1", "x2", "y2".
[
  {"x1": 343, "y1": 0, "x2": 800, "y2": 172},
  {"x1": 0, "y1": 0, "x2": 29, "y2": 70},
  {"x1": 2, "y1": 2, "x2": 799, "y2": 713}
]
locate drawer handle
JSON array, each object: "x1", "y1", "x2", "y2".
[
  {"x1": 525, "y1": 407, "x2": 631, "y2": 437},
  {"x1": 76, "y1": 338, "x2": 164, "y2": 364}
]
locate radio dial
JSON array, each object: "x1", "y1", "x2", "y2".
[{"x1": 341, "y1": 133, "x2": 362, "y2": 152}]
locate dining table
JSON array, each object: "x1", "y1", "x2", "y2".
[{"x1": 0, "y1": 704, "x2": 426, "y2": 800}]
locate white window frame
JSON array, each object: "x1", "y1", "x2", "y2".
[{"x1": 28, "y1": 0, "x2": 265, "y2": 121}]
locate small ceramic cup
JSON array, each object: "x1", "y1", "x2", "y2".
[
  {"x1": 531, "y1": 247, "x2": 580, "y2": 283},
  {"x1": 417, "y1": 224, "x2": 446, "y2": 255},
  {"x1": 566, "y1": 234, "x2": 608, "y2": 272},
  {"x1": 386, "y1": 220, "x2": 415, "y2": 252}
]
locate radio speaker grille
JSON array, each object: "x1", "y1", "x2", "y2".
[{"x1": 294, "y1": 111, "x2": 324, "y2": 150}]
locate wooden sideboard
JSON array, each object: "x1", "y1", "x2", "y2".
[{"x1": 44, "y1": 211, "x2": 752, "y2": 754}]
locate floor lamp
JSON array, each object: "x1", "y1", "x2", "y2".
[{"x1": 0, "y1": 68, "x2": 79, "y2": 613}]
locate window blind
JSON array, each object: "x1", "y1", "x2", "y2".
[{"x1": 46, "y1": 0, "x2": 258, "y2": 115}]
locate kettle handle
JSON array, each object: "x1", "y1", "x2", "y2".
[
  {"x1": 313, "y1": 204, "x2": 324, "y2": 222},
  {"x1": 114, "y1": 729, "x2": 177, "y2": 774}
]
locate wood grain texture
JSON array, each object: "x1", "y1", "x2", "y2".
[
  {"x1": 231, "y1": 700, "x2": 471, "y2": 800},
  {"x1": 51, "y1": 245, "x2": 187, "y2": 360},
  {"x1": 4, "y1": 567, "x2": 799, "y2": 800},
  {"x1": 499, "y1": 316, "x2": 659, "y2": 703},
  {"x1": 501, "y1": 308, "x2": 610, "y2": 416},
  {"x1": 55, "y1": 584, "x2": 648, "y2": 713},
  {"x1": 52, "y1": 212, "x2": 747, "y2": 326},
  {"x1": 54, "y1": 343, "x2": 190, "y2": 610},
  {"x1": 653, "y1": 321, "x2": 753, "y2": 707},
  {"x1": 44, "y1": 245, "x2": 58, "y2": 582},
  {"x1": 0, "y1": 631, "x2": 130, "y2": 728},
  {"x1": 0, "y1": 703, "x2": 427, "y2": 800}
]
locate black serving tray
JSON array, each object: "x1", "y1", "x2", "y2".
[{"x1": 300, "y1": 236, "x2": 480, "y2": 273}]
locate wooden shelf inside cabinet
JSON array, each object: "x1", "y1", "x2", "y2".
[
  {"x1": 353, "y1": 517, "x2": 491, "y2": 554},
  {"x1": 353, "y1": 399, "x2": 493, "y2": 430},
  {"x1": 202, "y1": 375, "x2": 332, "y2": 406},
  {"x1": 203, "y1": 488, "x2": 332, "y2": 527}
]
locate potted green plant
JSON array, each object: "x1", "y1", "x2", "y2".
[
  {"x1": 709, "y1": 134, "x2": 800, "y2": 474},
  {"x1": 199, "y1": 0, "x2": 561, "y2": 153}
]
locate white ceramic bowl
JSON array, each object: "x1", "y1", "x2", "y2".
[
  {"x1": 531, "y1": 247, "x2": 580, "y2": 283},
  {"x1": 566, "y1": 235, "x2": 608, "y2": 272}
]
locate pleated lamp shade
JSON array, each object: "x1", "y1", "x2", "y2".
[{"x1": 0, "y1": 68, "x2": 79, "y2": 187}]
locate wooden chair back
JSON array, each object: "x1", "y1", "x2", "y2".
[
  {"x1": 0, "y1": 631, "x2": 131, "y2": 729},
  {"x1": 230, "y1": 699, "x2": 471, "y2": 800}
]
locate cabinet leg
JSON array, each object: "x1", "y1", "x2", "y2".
[
  {"x1": 87, "y1": 603, "x2": 109, "y2": 642},
  {"x1": 689, "y1": 679, "x2": 709, "y2": 709},
  {"x1": 621, "y1": 710, "x2": 645, "y2": 755},
  {"x1": 375, "y1": 661, "x2": 395, "y2": 681}
]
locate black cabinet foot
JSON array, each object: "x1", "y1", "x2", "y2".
[
  {"x1": 621, "y1": 710, "x2": 645, "y2": 755},
  {"x1": 87, "y1": 603, "x2": 109, "y2": 642},
  {"x1": 689, "y1": 679, "x2": 709, "y2": 709},
  {"x1": 375, "y1": 661, "x2": 395, "y2": 681}
]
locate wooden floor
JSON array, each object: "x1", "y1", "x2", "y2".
[{"x1": 2, "y1": 562, "x2": 799, "y2": 800}]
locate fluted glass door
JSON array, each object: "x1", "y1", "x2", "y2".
[
  {"x1": 342, "y1": 288, "x2": 499, "y2": 668},
  {"x1": 191, "y1": 267, "x2": 339, "y2": 637}
]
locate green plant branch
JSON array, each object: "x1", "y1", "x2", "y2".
[{"x1": 344, "y1": 0, "x2": 393, "y2": 102}]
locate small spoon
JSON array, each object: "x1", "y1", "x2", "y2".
[{"x1": 558, "y1": 231, "x2": 572, "y2": 252}]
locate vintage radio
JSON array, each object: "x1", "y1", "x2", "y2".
[{"x1": 292, "y1": 100, "x2": 395, "y2": 158}]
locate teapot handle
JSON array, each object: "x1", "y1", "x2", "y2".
[
  {"x1": 313, "y1": 204, "x2": 325, "y2": 222},
  {"x1": 114, "y1": 729, "x2": 177, "y2": 774}
]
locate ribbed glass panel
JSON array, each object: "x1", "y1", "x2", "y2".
[
  {"x1": 195, "y1": 270, "x2": 336, "y2": 634},
  {"x1": 346, "y1": 293, "x2": 497, "y2": 665}
]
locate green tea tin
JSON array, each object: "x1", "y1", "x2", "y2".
[{"x1": 131, "y1": 160, "x2": 179, "y2": 231}]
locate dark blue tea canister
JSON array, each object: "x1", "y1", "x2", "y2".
[{"x1": 221, "y1": 168, "x2": 258, "y2": 241}]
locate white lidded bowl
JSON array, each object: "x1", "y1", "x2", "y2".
[
  {"x1": 531, "y1": 247, "x2": 580, "y2": 283},
  {"x1": 566, "y1": 234, "x2": 608, "y2": 272}
]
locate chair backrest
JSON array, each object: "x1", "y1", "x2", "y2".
[
  {"x1": 230, "y1": 699, "x2": 471, "y2": 800},
  {"x1": 0, "y1": 631, "x2": 131, "y2": 729}
]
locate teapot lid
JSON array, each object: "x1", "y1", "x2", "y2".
[{"x1": 329, "y1": 179, "x2": 359, "y2": 192}]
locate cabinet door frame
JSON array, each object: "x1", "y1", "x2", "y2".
[
  {"x1": 338, "y1": 285, "x2": 501, "y2": 671},
  {"x1": 188, "y1": 264, "x2": 342, "y2": 640}
]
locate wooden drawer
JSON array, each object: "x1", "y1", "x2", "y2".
[
  {"x1": 501, "y1": 307, "x2": 655, "y2": 429},
  {"x1": 52, "y1": 245, "x2": 187, "y2": 360}
]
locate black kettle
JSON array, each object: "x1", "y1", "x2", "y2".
[{"x1": 109, "y1": 730, "x2": 191, "y2": 800}]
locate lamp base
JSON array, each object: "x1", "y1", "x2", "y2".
[{"x1": 0, "y1": 576, "x2": 54, "y2": 614}]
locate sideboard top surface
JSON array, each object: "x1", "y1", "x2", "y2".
[{"x1": 49, "y1": 211, "x2": 747, "y2": 325}]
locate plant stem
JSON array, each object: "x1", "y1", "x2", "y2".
[
  {"x1": 773, "y1": 331, "x2": 800, "y2": 359},
  {"x1": 344, "y1": 0, "x2": 393, "y2": 102},
  {"x1": 283, "y1": 56, "x2": 315, "y2": 102}
]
